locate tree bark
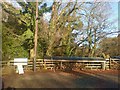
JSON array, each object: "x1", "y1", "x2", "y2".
[{"x1": 33, "y1": 0, "x2": 38, "y2": 72}]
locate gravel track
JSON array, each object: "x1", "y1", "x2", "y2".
[{"x1": 2, "y1": 70, "x2": 119, "y2": 88}]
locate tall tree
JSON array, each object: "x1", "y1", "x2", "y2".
[
  {"x1": 2, "y1": 3, "x2": 29, "y2": 60},
  {"x1": 46, "y1": 1, "x2": 83, "y2": 57},
  {"x1": 2, "y1": 1, "x2": 51, "y2": 60},
  {"x1": 75, "y1": 2, "x2": 113, "y2": 57},
  {"x1": 33, "y1": 0, "x2": 38, "y2": 72}
]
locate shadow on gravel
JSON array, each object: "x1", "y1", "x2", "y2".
[{"x1": 63, "y1": 70, "x2": 119, "y2": 88}]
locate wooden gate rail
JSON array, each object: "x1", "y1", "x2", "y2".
[{"x1": 1, "y1": 58, "x2": 120, "y2": 70}]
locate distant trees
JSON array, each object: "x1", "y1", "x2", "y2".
[
  {"x1": 99, "y1": 35, "x2": 120, "y2": 57},
  {"x1": 118, "y1": 34, "x2": 120, "y2": 55},
  {"x1": 74, "y1": 2, "x2": 113, "y2": 57}
]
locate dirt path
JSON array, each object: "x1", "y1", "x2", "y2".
[{"x1": 2, "y1": 70, "x2": 119, "y2": 88}]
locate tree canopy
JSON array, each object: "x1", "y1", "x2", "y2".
[{"x1": 1, "y1": 1, "x2": 119, "y2": 61}]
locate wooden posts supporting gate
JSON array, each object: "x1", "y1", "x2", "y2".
[
  {"x1": 2, "y1": 58, "x2": 120, "y2": 71},
  {"x1": 102, "y1": 61, "x2": 106, "y2": 70}
]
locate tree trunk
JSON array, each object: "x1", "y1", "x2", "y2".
[{"x1": 33, "y1": 0, "x2": 38, "y2": 72}]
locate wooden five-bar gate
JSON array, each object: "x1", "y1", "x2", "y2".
[{"x1": 1, "y1": 57, "x2": 120, "y2": 71}]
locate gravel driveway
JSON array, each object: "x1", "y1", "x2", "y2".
[{"x1": 2, "y1": 70, "x2": 119, "y2": 89}]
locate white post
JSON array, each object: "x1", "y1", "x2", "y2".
[{"x1": 14, "y1": 58, "x2": 28, "y2": 74}]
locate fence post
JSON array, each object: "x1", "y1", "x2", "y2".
[
  {"x1": 102, "y1": 61, "x2": 106, "y2": 70},
  {"x1": 109, "y1": 58, "x2": 111, "y2": 69},
  {"x1": 60, "y1": 61, "x2": 62, "y2": 69}
]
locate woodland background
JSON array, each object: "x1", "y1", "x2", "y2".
[{"x1": 1, "y1": 1, "x2": 120, "y2": 61}]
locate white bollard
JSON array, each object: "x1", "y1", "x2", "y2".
[{"x1": 14, "y1": 58, "x2": 28, "y2": 74}]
